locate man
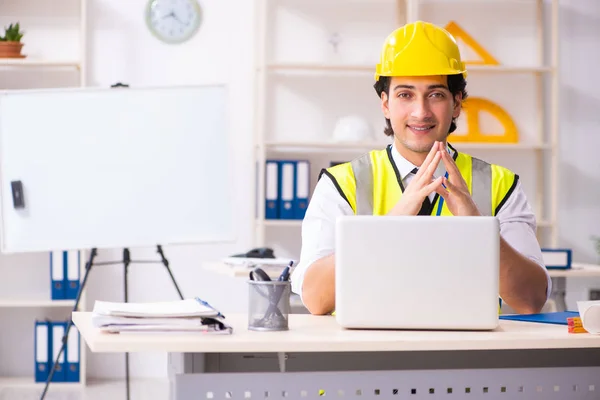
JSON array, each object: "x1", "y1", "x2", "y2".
[{"x1": 290, "y1": 21, "x2": 550, "y2": 316}]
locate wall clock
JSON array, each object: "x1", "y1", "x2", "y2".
[{"x1": 145, "y1": 0, "x2": 202, "y2": 44}]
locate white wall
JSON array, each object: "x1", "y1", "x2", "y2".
[{"x1": 0, "y1": 0, "x2": 598, "y2": 381}]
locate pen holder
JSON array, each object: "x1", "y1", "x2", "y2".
[{"x1": 248, "y1": 280, "x2": 291, "y2": 331}]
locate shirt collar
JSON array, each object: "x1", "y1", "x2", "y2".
[{"x1": 390, "y1": 142, "x2": 455, "y2": 181}]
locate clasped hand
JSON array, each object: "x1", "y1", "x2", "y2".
[{"x1": 387, "y1": 141, "x2": 481, "y2": 217}]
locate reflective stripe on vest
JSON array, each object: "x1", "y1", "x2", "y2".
[
  {"x1": 350, "y1": 153, "x2": 493, "y2": 216},
  {"x1": 351, "y1": 154, "x2": 374, "y2": 216},
  {"x1": 471, "y1": 157, "x2": 492, "y2": 216}
]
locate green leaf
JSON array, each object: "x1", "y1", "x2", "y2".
[{"x1": 2, "y1": 21, "x2": 24, "y2": 42}]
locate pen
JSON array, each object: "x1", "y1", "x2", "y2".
[
  {"x1": 195, "y1": 297, "x2": 225, "y2": 319},
  {"x1": 278, "y1": 261, "x2": 293, "y2": 282}
]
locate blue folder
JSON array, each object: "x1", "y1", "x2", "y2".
[{"x1": 499, "y1": 311, "x2": 579, "y2": 325}]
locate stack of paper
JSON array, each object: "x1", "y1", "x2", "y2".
[{"x1": 92, "y1": 298, "x2": 232, "y2": 334}]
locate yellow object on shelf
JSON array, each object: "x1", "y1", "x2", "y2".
[
  {"x1": 444, "y1": 21, "x2": 500, "y2": 66},
  {"x1": 452, "y1": 97, "x2": 519, "y2": 144}
]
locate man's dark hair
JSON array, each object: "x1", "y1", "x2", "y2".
[{"x1": 373, "y1": 74, "x2": 468, "y2": 137}]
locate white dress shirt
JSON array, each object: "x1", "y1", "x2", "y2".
[{"x1": 290, "y1": 143, "x2": 552, "y2": 305}]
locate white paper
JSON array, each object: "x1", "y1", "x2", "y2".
[
  {"x1": 577, "y1": 300, "x2": 600, "y2": 334},
  {"x1": 92, "y1": 314, "x2": 206, "y2": 328},
  {"x1": 92, "y1": 299, "x2": 218, "y2": 318}
]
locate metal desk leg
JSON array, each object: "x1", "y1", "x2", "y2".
[
  {"x1": 278, "y1": 352, "x2": 287, "y2": 372},
  {"x1": 551, "y1": 277, "x2": 567, "y2": 312}
]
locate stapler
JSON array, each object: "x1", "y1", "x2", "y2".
[{"x1": 231, "y1": 247, "x2": 275, "y2": 259}]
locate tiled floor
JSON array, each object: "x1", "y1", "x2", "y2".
[{"x1": 0, "y1": 379, "x2": 170, "y2": 400}]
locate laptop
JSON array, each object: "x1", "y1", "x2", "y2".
[{"x1": 334, "y1": 215, "x2": 500, "y2": 330}]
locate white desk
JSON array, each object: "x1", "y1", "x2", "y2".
[
  {"x1": 547, "y1": 263, "x2": 600, "y2": 278},
  {"x1": 73, "y1": 312, "x2": 600, "y2": 400},
  {"x1": 202, "y1": 261, "x2": 290, "y2": 279}
]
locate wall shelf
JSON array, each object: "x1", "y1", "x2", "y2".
[
  {"x1": 0, "y1": 59, "x2": 81, "y2": 69},
  {"x1": 0, "y1": 299, "x2": 76, "y2": 308},
  {"x1": 264, "y1": 141, "x2": 552, "y2": 152},
  {"x1": 264, "y1": 141, "x2": 392, "y2": 152},
  {"x1": 260, "y1": 219, "x2": 553, "y2": 229},
  {"x1": 0, "y1": 377, "x2": 81, "y2": 389},
  {"x1": 265, "y1": 63, "x2": 554, "y2": 75},
  {"x1": 260, "y1": 220, "x2": 303, "y2": 228},
  {"x1": 467, "y1": 65, "x2": 554, "y2": 73}
]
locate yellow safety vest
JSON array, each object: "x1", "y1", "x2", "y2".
[
  {"x1": 322, "y1": 144, "x2": 518, "y2": 217},
  {"x1": 323, "y1": 144, "x2": 518, "y2": 313}
]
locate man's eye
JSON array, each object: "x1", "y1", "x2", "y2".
[
  {"x1": 397, "y1": 92, "x2": 410, "y2": 98},
  {"x1": 431, "y1": 92, "x2": 445, "y2": 98}
]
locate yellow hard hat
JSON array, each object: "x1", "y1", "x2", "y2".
[{"x1": 374, "y1": 20, "x2": 467, "y2": 81}]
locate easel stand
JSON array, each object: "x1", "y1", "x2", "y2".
[{"x1": 39, "y1": 245, "x2": 185, "y2": 400}]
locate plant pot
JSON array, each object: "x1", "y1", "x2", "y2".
[{"x1": 0, "y1": 41, "x2": 25, "y2": 58}]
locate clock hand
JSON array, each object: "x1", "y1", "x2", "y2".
[
  {"x1": 171, "y1": 11, "x2": 185, "y2": 25},
  {"x1": 162, "y1": 10, "x2": 176, "y2": 20}
]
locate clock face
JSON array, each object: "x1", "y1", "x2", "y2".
[{"x1": 145, "y1": 0, "x2": 202, "y2": 44}]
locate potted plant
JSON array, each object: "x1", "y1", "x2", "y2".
[{"x1": 0, "y1": 22, "x2": 25, "y2": 58}]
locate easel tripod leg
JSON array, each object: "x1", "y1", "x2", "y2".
[
  {"x1": 157, "y1": 245, "x2": 184, "y2": 300},
  {"x1": 124, "y1": 248, "x2": 131, "y2": 400},
  {"x1": 39, "y1": 248, "x2": 98, "y2": 400}
]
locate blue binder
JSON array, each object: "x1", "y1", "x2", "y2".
[
  {"x1": 265, "y1": 160, "x2": 279, "y2": 219},
  {"x1": 50, "y1": 251, "x2": 66, "y2": 300},
  {"x1": 65, "y1": 325, "x2": 80, "y2": 382},
  {"x1": 294, "y1": 160, "x2": 310, "y2": 220},
  {"x1": 278, "y1": 161, "x2": 295, "y2": 219},
  {"x1": 34, "y1": 320, "x2": 50, "y2": 383},
  {"x1": 499, "y1": 311, "x2": 579, "y2": 325},
  {"x1": 49, "y1": 321, "x2": 67, "y2": 382},
  {"x1": 65, "y1": 250, "x2": 80, "y2": 300}
]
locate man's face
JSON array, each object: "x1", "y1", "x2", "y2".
[{"x1": 381, "y1": 75, "x2": 462, "y2": 154}]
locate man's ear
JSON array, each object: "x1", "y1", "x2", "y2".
[
  {"x1": 452, "y1": 93, "x2": 462, "y2": 119},
  {"x1": 381, "y1": 91, "x2": 391, "y2": 119}
]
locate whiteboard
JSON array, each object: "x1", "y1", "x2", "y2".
[{"x1": 0, "y1": 84, "x2": 236, "y2": 253}]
